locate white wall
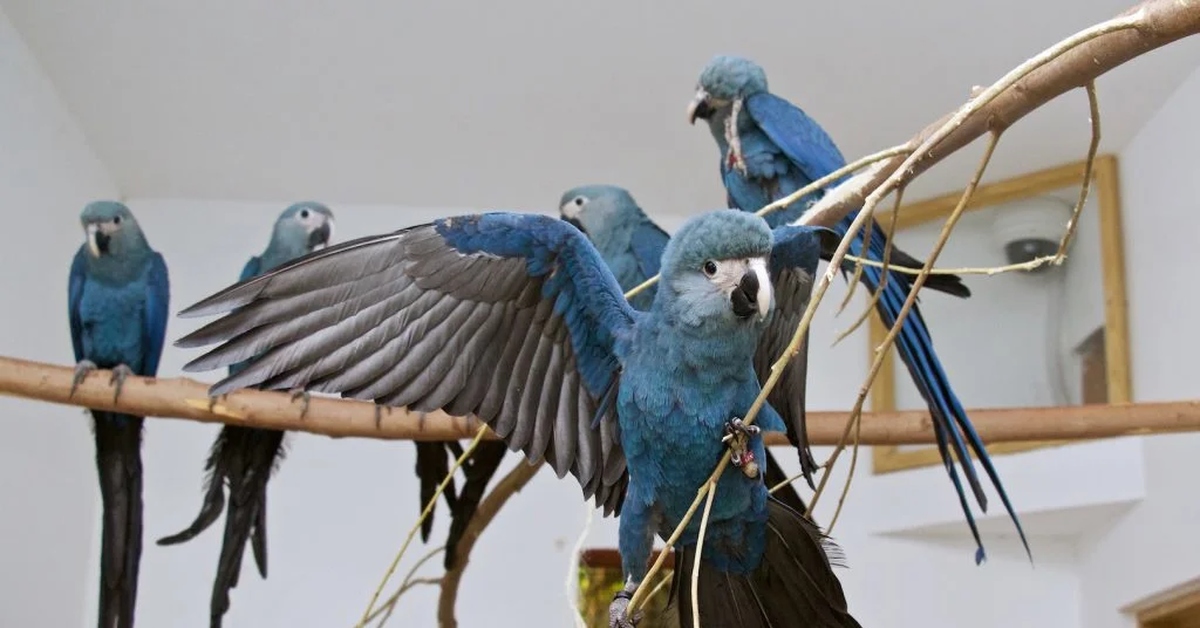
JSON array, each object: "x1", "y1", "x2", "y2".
[
  {"x1": 1076, "y1": 61, "x2": 1200, "y2": 628},
  {"x1": 0, "y1": 7, "x2": 119, "y2": 628}
]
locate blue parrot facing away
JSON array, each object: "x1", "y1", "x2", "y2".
[
  {"x1": 686, "y1": 54, "x2": 1029, "y2": 563},
  {"x1": 560, "y1": 184, "x2": 818, "y2": 516},
  {"x1": 171, "y1": 209, "x2": 860, "y2": 627},
  {"x1": 156, "y1": 202, "x2": 334, "y2": 627},
  {"x1": 68, "y1": 201, "x2": 171, "y2": 628}
]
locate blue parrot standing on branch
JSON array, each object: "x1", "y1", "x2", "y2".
[
  {"x1": 685, "y1": 54, "x2": 1029, "y2": 563},
  {"x1": 156, "y1": 202, "x2": 333, "y2": 627},
  {"x1": 171, "y1": 209, "x2": 860, "y2": 627},
  {"x1": 68, "y1": 200, "x2": 170, "y2": 628},
  {"x1": 560, "y1": 184, "x2": 817, "y2": 514}
]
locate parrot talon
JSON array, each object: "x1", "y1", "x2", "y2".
[
  {"x1": 723, "y1": 417, "x2": 761, "y2": 478},
  {"x1": 288, "y1": 388, "x2": 311, "y2": 420},
  {"x1": 608, "y1": 587, "x2": 642, "y2": 628},
  {"x1": 108, "y1": 364, "x2": 134, "y2": 404},
  {"x1": 70, "y1": 360, "x2": 98, "y2": 398},
  {"x1": 206, "y1": 394, "x2": 223, "y2": 413}
]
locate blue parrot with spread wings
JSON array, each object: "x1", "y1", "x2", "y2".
[
  {"x1": 685, "y1": 54, "x2": 1028, "y2": 563},
  {"x1": 172, "y1": 209, "x2": 860, "y2": 627},
  {"x1": 68, "y1": 201, "x2": 170, "y2": 628},
  {"x1": 157, "y1": 202, "x2": 334, "y2": 627}
]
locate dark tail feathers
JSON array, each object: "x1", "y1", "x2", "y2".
[
  {"x1": 673, "y1": 498, "x2": 860, "y2": 628},
  {"x1": 415, "y1": 441, "x2": 509, "y2": 570},
  {"x1": 157, "y1": 425, "x2": 285, "y2": 628},
  {"x1": 820, "y1": 229, "x2": 972, "y2": 299},
  {"x1": 762, "y1": 450, "x2": 808, "y2": 517},
  {"x1": 92, "y1": 412, "x2": 145, "y2": 628}
]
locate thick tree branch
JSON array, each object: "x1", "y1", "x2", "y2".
[
  {"x1": 800, "y1": 0, "x2": 1200, "y2": 229},
  {"x1": 4, "y1": 355, "x2": 1200, "y2": 444}
]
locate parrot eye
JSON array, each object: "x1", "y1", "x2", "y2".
[
  {"x1": 703, "y1": 260, "x2": 718, "y2": 277},
  {"x1": 300, "y1": 209, "x2": 311, "y2": 219},
  {"x1": 112, "y1": 216, "x2": 122, "y2": 225},
  {"x1": 573, "y1": 197, "x2": 585, "y2": 206}
]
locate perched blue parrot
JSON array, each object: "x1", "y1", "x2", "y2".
[
  {"x1": 559, "y1": 184, "x2": 816, "y2": 515},
  {"x1": 68, "y1": 201, "x2": 170, "y2": 628},
  {"x1": 156, "y1": 202, "x2": 334, "y2": 627},
  {"x1": 172, "y1": 209, "x2": 859, "y2": 627},
  {"x1": 686, "y1": 54, "x2": 1028, "y2": 563}
]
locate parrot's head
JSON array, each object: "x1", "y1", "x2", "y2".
[
  {"x1": 79, "y1": 200, "x2": 147, "y2": 259},
  {"x1": 558, "y1": 184, "x2": 641, "y2": 239},
  {"x1": 658, "y1": 209, "x2": 773, "y2": 327},
  {"x1": 687, "y1": 55, "x2": 769, "y2": 125},
  {"x1": 272, "y1": 201, "x2": 335, "y2": 255}
]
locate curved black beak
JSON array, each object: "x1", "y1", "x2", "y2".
[
  {"x1": 308, "y1": 222, "x2": 332, "y2": 249},
  {"x1": 687, "y1": 89, "x2": 714, "y2": 125},
  {"x1": 730, "y1": 270, "x2": 760, "y2": 319},
  {"x1": 561, "y1": 215, "x2": 585, "y2": 234}
]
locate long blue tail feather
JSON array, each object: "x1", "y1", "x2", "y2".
[{"x1": 839, "y1": 210, "x2": 1031, "y2": 563}]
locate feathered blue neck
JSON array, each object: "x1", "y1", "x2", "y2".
[{"x1": 80, "y1": 236, "x2": 153, "y2": 284}]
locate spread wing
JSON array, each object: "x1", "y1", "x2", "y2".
[{"x1": 175, "y1": 212, "x2": 637, "y2": 514}]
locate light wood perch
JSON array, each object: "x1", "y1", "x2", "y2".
[{"x1": 3, "y1": 356, "x2": 1199, "y2": 445}]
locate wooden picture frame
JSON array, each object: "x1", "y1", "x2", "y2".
[{"x1": 870, "y1": 154, "x2": 1132, "y2": 474}]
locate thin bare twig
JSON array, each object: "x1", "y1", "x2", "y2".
[
  {"x1": 363, "y1": 545, "x2": 445, "y2": 626},
  {"x1": 842, "y1": 254, "x2": 1061, "y2": 276},
  {"x1": 1056, "y1": 82, "x2": 1102, "y2": 260},
  {"x1": 357, "y1": 425, "x2": 490, "y2": 627},
  {"x1": 567, "y1": 501, "x2": 596, "y2": 628},
  {"x1": 691, "y1": 483, "x2": 719, "y2": 628}
]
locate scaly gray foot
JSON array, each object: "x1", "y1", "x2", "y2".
[
  {"x1": 608, "y1": 586, "x2": 642, "y2": 628},
  {"x1": 289, "y1": 388, "x2": 311, "y2": 420},
  {"x1": 70, "y1": 359, "x2": 98, "y2": 398},
  {"x1": 109, "y1": 364, "x2": 134, "y2": 404}
]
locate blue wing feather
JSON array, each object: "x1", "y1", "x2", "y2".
[
  {"x1": 435, "y1": 213, "x2": 637, "y2": 399},
  {"x1": 140, "y1": 253, "x2": 170, "y2": 377},
  {"x1": 744, "y1": 93, "x2": 847, "y2": 187},
  {"x1": 628, "y1": 221, "x2": 670, "y2": 281},
  {"x1": 68, "y1": 248, "x2": 88, "y2": 363}
]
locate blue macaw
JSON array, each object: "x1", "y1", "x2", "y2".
[
  {"x1": 68, "y1": 201, "x2": 170, "y2": 628},
  {"x1": 172, "y1": 209, "x2": 859, "y2": 627},
  {"x1": 559, "y1": 184, "x2": 818, "y2": 514},
  {"x1": 686, "y1": 54, "x2": 1028, "y2": 563},
  {"x1": 156, "y1": 202, "x2": 334, "y2": 627}
]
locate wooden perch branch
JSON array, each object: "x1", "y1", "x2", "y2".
[
  {"x1": 801, "y1": 0, "x2": 1200, "y2": 229},
  {"x1": 5, "y1": 355, "x2": 1200, "y2": 445}
]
